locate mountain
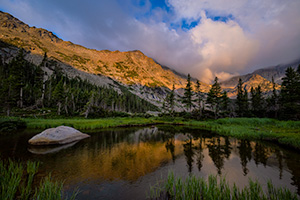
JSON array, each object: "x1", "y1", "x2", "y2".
[
  {"x1": 0, "y1": 11, "x2": 210, "y2": 93},
  {"x1": 251, "y1": 60, "x2": 299, "y2": 83},
  {"x1": 222, "y1": 74, "x2": 280, "y2": 98},
  {"x1": 221, "y1": 60, "x2": 300, "y2": 98},
  {"x1": 1, "y1": 10, "x2": 298, "y2": 107},
  {"x1": 222, "y1": 60, "x2": 300, "y2": 88}
]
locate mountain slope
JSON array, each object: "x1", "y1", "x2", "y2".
[
  {"x1": 221, "y1": 59, "x2": 300, "y2": 90},
  {"x1": 222, "y1": 74, "x2": 280, "y2": 98},
  {"x1": 0, "y1": 11, "x2": 210, "y2": 93}
]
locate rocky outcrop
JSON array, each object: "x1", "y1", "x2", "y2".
[{"x1": 28, "y1": 126, "x2": 90, "y2": 145}]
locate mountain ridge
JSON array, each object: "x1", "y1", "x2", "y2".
[
  {"x1": 1, "y1": 10, "x2": 299, "y2": 102},
  {"x1": 0, "y1": 11, "x2": 211, "y2": 93}
]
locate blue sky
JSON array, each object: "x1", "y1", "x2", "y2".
[{"x1": 1, "y1": 0, "x2": 300, "y2": 83}]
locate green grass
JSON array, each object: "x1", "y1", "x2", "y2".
[
  {"x1": 149, "y1": 172, "x2": 299, "y2": 200},
  {"x1": 23, "y1": 117, "x2": 164, "y2": 130},
  {"x1": 0, "y1": 159, "x2": 77, "y2": 200},
  {"x1": 2, "y1": 116, "x2": 300, "y2": 149},
  {"x1": 183, "y1": 118, "x2": 300, "y2": 149}
]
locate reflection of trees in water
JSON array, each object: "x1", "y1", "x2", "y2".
[
  {"x1": 285, "y1": 152, "x2": 300, "y2": 195},
  {"x1": 183, "y1": 136, "x2": 195, "y2": 173},
  {"x1": 195, "y1": 137, "x2": 205, "y2": 172},
  {"x1": 274, "y1": 148, "x2": 283, "y2": 179},
  {"x1": 207, "y1": 137, "x2": 232, "y2": 175},
  {"x1": 92, "y1": 127, "x2": 300, "y2": 194},
  {"x1": 238, "y1": 139, "x2": 252, "y2": 175},
  {"x1": 253, "y1": 142, "x2": 269, "y2": 166},
  {"x1": 165, "y1": 138, "x2": 175, "y2": 162}
]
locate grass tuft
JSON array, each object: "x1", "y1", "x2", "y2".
[
  {"x1": 0, "y1": 159, "x2": 77, "y2": 200},
  {"x1": 149, "y1": 172, "x2": 299, "y2": 200}
]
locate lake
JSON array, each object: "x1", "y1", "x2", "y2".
[{"x1": 0, "y1": 125, "x2": 299, "y2": 199}]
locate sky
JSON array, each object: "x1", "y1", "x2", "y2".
[{"x1": 1, "y1": 0, "x2": 300, "y2": 83}]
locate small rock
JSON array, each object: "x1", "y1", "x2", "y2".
[{"x1": 28, "y1": 126, "x2": 90, "y2": 145}]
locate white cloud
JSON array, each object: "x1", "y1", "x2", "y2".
[
  {"x1": 1, "y1": 0, "x2": 300, "y2": 84},
  {"x1": 215, "y1": 71, "x2": 239, "y2": 82},
  {"x1": 168, "y1": 0, "x2": 300, "y2": 73},
  {"x1": 190, "y1": 14, "x2": 258, "y2": 82}
]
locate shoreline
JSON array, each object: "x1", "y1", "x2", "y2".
[{"x1": 1, "y1": 117, "x2": 299, "y2": 150}]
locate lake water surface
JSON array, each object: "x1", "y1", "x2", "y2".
[{"x1": 0, "y1": 125, "x2": 299, "y2": 199}]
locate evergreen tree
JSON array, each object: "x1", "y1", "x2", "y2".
[
  {"x1": 53, "y1": 78, "x2": 65, "y2": 115},
  {"x1": 236, "y1": 78, "x2": 249, "y2": 117},
  {"x1": 220, "y1": 91, "x2": 229, "y2": 117},
  {"x1": 183, "y1": 74, "x2": 193, "y2": 111},
  {"x1": 0, "y1": 57, "x2": 16, "y2": 116},
  {"x1": 163, "y1": 85, "x2": 175, "y2": 114},
  {"x1": 206, "y1": 77, "x2": 222, "y2": 119},
  {"x1": 279, "y1": 67, "x2": 300, "y2": 120},
  {"x1": 267, "y1": 77, "x2": 279, "y2": 118},
  {"x1": 195, "y1": 80, "x2": 202, "y2": 111},
  {"x1": 250, "y1": 85, "x2": 265, "y2": 117}
]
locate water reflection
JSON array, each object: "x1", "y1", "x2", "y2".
[
  {"x1": 28, "y1": 141, "x2": 79, "y2": 154},
  {"x1": 238, "y1": 139, "x2": 252, "y2": 175},
  {"x1": 0, "y1": 126, "x2": 299, "y2": 199}
]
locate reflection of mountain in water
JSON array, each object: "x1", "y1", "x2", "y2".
[{"x1": 1, "y1": 126, "x2": 298, "y2": 195}]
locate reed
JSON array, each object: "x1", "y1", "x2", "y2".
[
  {"x1": 149, "y1": 172, "x2": 299, "y2": 200},
  {"x1": 0, "y1": 159, "x2": 77, "y2": 200}
]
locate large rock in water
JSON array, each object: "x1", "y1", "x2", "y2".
[{"x1": 28, "y1": 126, "x2": 90, "y2": 145}]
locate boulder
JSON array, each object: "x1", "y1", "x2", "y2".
[{"x1": 28, "y1": 126, "x2": 90, "y2": 145}]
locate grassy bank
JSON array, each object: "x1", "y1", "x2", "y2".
[
  {"x1": 0, "y1": 159, "x2": 77, "y2": 200},
  {"x1": 183, "y1": 118, "x2": 300, "y2": 149},
  {"x1": 1, "y1": 116, "x2": 300, "y2": 149},
  {"x1": 22, "y1": 117, "x2": 164, "y2": 130},
  {"x1": 149, "y1": 172, "x2": 299, "y2": 200}
]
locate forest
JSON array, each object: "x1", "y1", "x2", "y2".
[
  {"x1": 164, "y1": 66, "x2": 300, "y2": 121},
  {"x1": 0, "y1": 50, "x2": 159, "y2": 118},
  {"x1": 1, "y1": 49, "x2": 300, "y2": 121}
]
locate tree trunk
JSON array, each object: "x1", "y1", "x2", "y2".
[
  {"x1": 6, "y1": 106, "x2": 10, "y2": 117},
  {"x1": 64, "y1": 97, "x2": 68, "y2": 116},
  {"x1": 19, "y1": 87, "x2": 23, "y2": 108},
  {"x1": 41, "y1": 79, "x2": 45, "y2": 108},
  {"x1": 57, "y1": 102, "x2": 61, "y2": 115}
]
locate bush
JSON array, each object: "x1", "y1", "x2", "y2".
[{"x1": 0, "y1": 119, "x2": 26, "y2": 132}]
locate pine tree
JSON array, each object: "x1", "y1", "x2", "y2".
[
  {"x1": 220, "y1": 91, "x2": 229, "y2": 117},
  {"x1": 207, "y1": 77, "x2": 222, "y2": 119},
  {"x1": 267, "y1": 77, "x2": 279, "y2": 118},
  {"x1": 236, "y1": 78, "x2": 249, "y2": 117},
  {"x1": 195, "y1": 80, "x2": 202, "y2": 110},
  {"x1": 163, "y1": 85, "x2": 175, "y2": 114},
  {"x1": 279, "y1": 67, "x2": 300, "y2": 120},
  {"x1": 183, "y1": 74, "x2": 193, "y2": 111},
  {"x1": 168, "y1": 84, "x2": 175, "y2": 114},
  {"x1": 250, "y1": 85, "x2": 264, "y2": 117},
  {"x1": 53, "y1": 78, "x2": 65, "y2": 115}
]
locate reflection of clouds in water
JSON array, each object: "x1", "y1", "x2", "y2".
[{"x1": 6, "y1": 126, "x2": 298, "y2": 197}]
